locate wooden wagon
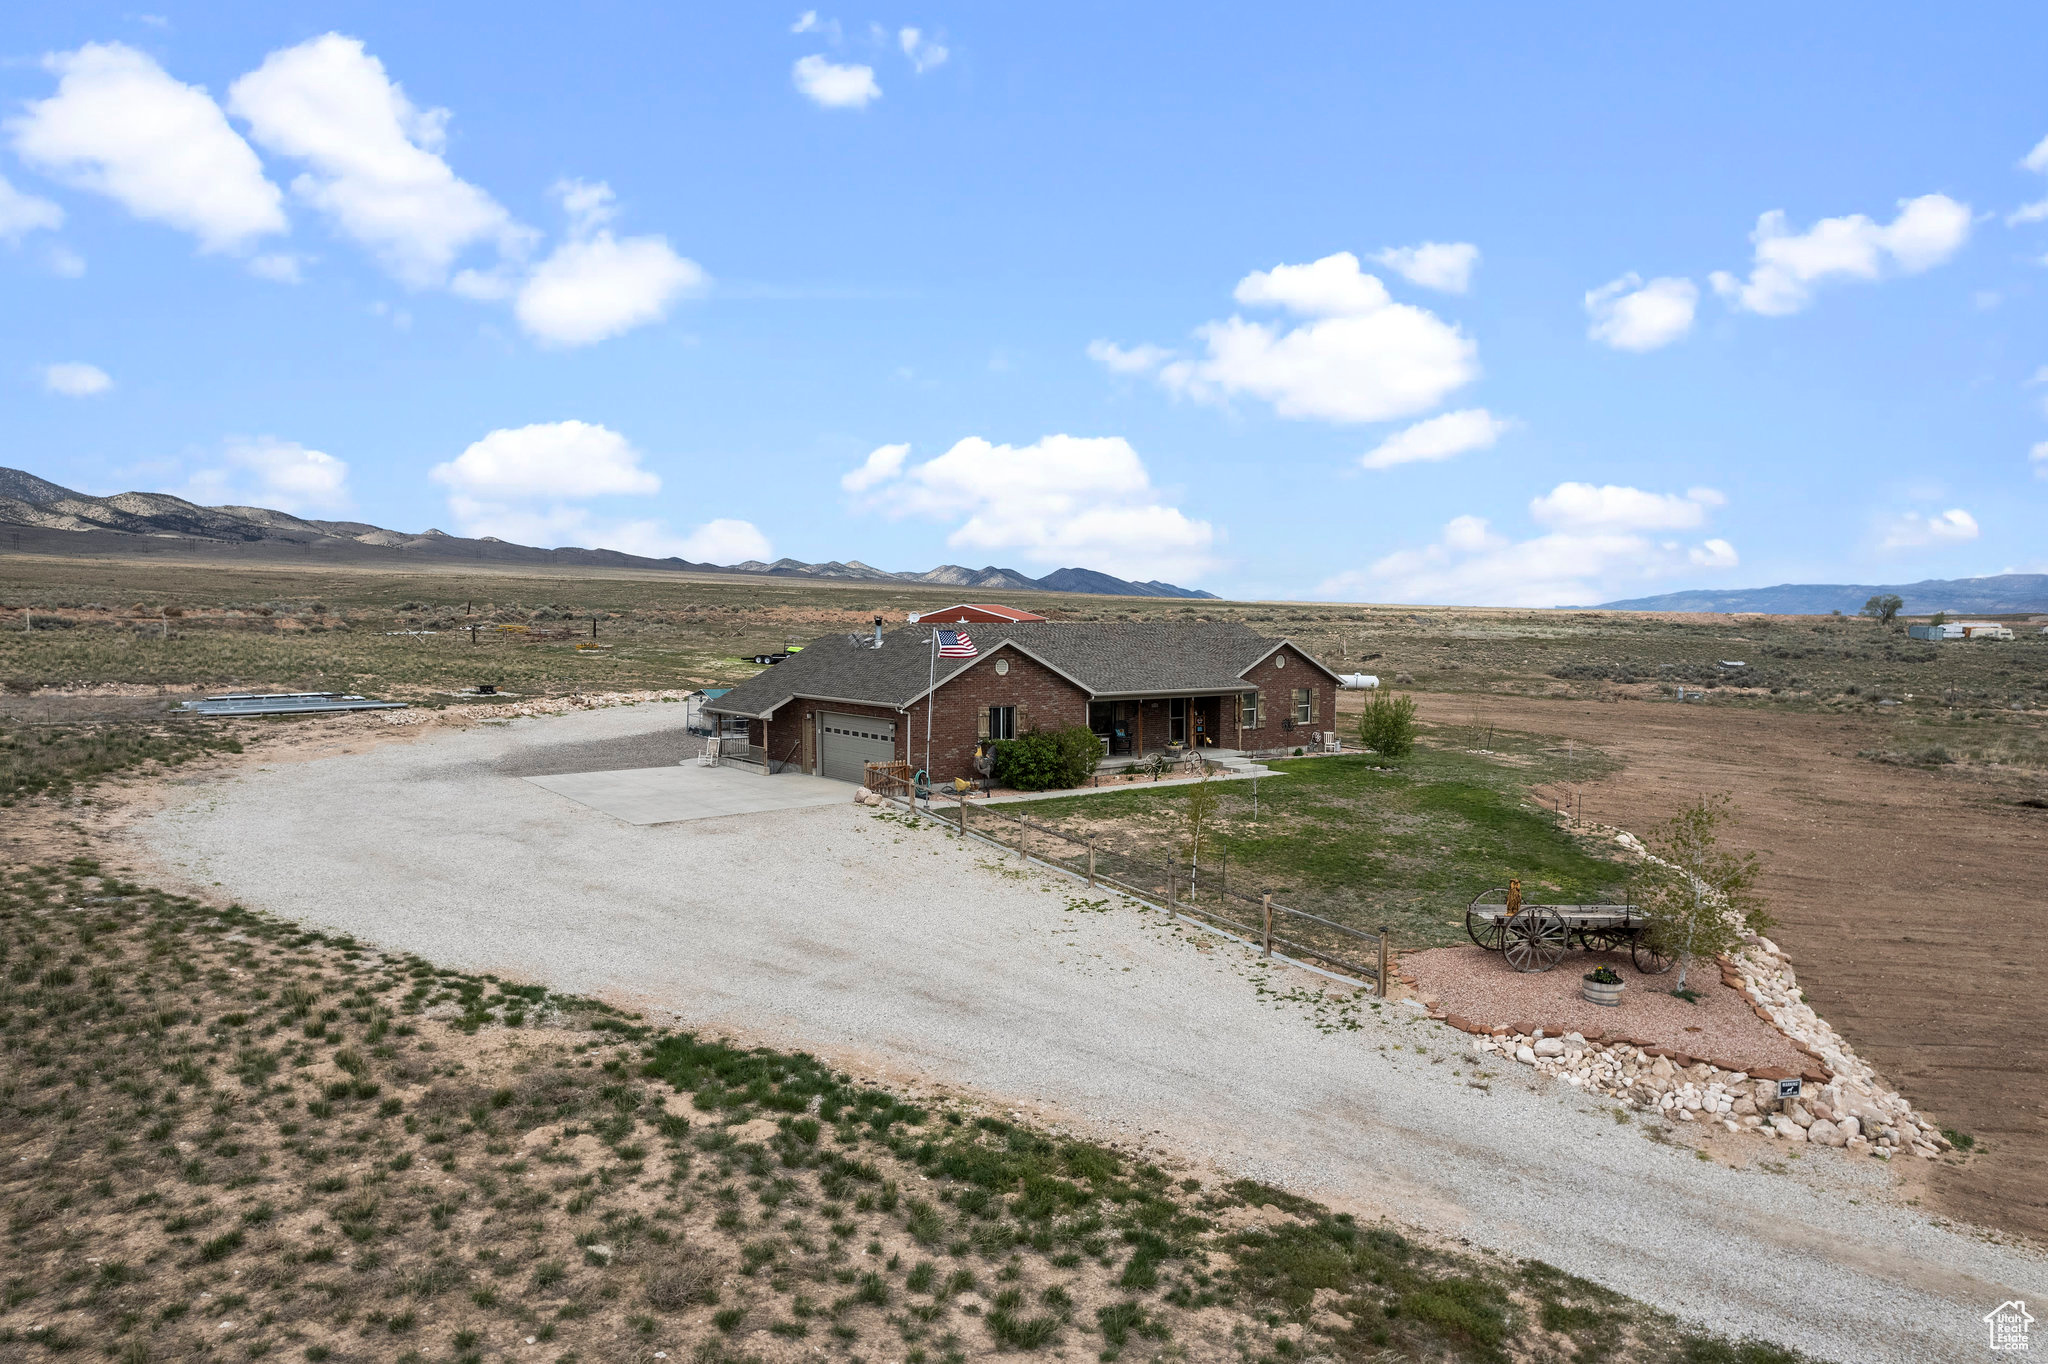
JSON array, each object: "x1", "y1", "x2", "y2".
[{"x1": 1465, "y1": 887, "x2": 1674, "y2": 975}]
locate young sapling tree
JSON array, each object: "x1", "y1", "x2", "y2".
[{"x1": 1639, "y1": 793, "x2": 1772, "y2": 992}]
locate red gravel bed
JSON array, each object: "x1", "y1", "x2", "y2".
[{"x1": 1401, "y1": 944, "x2": 1811, "y2": 1075}]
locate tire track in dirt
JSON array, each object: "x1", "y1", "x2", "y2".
[{"x1": 1398, "y1": 693, "x2": 2048, "y2": 1243}]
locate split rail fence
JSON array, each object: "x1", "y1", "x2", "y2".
[{"x1": 863, "y1": 766, "x2": 1388, "y2": 994}]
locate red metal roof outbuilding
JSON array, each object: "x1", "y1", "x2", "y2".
[{"x1": 920, "y1": 604, "x2": 1048, "y2": 624}]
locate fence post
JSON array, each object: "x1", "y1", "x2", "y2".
[
  {"x1": 1377, "y1": 927, "x2": 1390, "y2": 998},
  {"x1": 1262, "y1": 894, "x2": 1273, "y2": 957},
  {"x1": 1087, "y1": 841, "x2": 1097, "y2": 887},
  {"x1": 1166, "y1": 857, "x2": 1176, "y2": 909}
]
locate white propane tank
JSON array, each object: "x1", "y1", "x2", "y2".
[{"x1": 1338, "y1": 673, "x2": 1380, "y2": 690}]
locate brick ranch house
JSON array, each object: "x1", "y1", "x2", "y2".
[{"x1": 703, "y1": 621, "x2": 1341, "y2": 785}]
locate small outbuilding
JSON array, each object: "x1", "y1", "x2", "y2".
[
  {"x1": 912, "y1": 604, "x2": 1049, "y2": 625},
  {"x1": 683, "y1": 688, "x2": 730, "y2": 734}
]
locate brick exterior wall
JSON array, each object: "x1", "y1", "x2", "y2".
[
  {"x1": 755, "y1": 698, "x2": 905, "y2": 773},
  {"x1": 745, "y1": 638, "x2": 1338, "y2": 783},
  {"x1": 900, "y1": 646, "x2": 1090, "y2": 784},
  {"x1": 1233, "y1": 643, "x2": 1338, "y2": 753}
]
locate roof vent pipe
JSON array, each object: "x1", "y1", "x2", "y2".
[{"x1": 873, "y1": 616, "x2": 884, "y2": 649}]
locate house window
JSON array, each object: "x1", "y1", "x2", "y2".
[
  {"x1": 1241, "y1": 695, "x2": 1258, "y2": 728},
  {"x1": 988, "y1": 706, "x2": 1017, "y2": 740},
  {"x1": 1292, "y1": 688, "x2": 1312, "y2": 724}
]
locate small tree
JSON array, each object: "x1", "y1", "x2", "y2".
[
  {"x1": 1358, "y1": 690, "x2": 1417, "y2": 760},
  {"x1": 1638, "y1": 794, "x2": 1772, "y2": 992},
  {"x1": 1862, "y1": 593, "x2": 1904, "y2": 628},
  {"x1": 1180, "y1": 764, "x2": 1220, "y2": 892}
]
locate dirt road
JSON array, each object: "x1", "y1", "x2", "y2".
[
  {"x1": 127, "y1": 705, "x2": 2045, "y2": 1362},
  {"x1": 1400, "y1": 693, "x2": 2048, "y2": 1242}
]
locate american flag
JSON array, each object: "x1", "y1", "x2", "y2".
[{"x1": 937, "y1": 629, "x2": 978, "y2": 658}]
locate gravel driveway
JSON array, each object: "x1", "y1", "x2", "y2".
[{"x1": 137, "y1": 705, "x2": 2045, "y2": 1363}]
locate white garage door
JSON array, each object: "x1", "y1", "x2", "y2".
[{"x1": 819, "y1": 713, "x2": 897, "y2": 784}]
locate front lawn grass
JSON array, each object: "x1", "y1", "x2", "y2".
[{"x1": 1020, "y1": 727, "x2": 1631, "y2": 950}]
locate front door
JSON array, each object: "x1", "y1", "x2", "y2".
[{"x1": 1168, "y1": 697, "x2": 1187, "y2": 745}]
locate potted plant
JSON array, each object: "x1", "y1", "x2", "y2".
[{"x1": 1582, "y1": 965, "x2": 1624, "y2": 1007}]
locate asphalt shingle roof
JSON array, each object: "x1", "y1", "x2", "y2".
[{"x1": 706, "y1": 621, "x2": 1331, "y2": 718}]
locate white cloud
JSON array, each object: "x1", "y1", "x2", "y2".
[
  {"x1": 1690, "y1": 538, "x2": 1739, "y2": 569},
  {"x1": 8, "y1": 42, "x2": 285, "y2": 253},
  {"x1": 1085, "y1": 339, "x2": 1172, "y2": 375},
  {"x1": 1709, "y1": 194, "x2": 1971, "y2": 316},
  {"x1": 431, "y1": 420, "x2": 659, "y2": 499},
  {"x1": 2025, "y1": 132, "x2": 2048, "y2": 175},
  {"x1": 1233, "y1": 252, "x2": 1391, "y2": 315},
  {"x1": 898, "y1": 27, "x2": 949, "y2": 73},
  {"x1": 39, "y1": 362, "x2": 112, "y2": 396},
  {"x1": 428, "y1": 419, "x2": 757, "y2": 560},
  {"x1": 676, "y1": 518, "x2": 772, "y2": 563},
  {"x1": 1441, "y1": 513, "x2": 1503, "y2": 554},
  {"x1": 793, "y1": 55, "x2": 880, "y2": 109},
  {"x1": 1319, "y1": 482, "x2": 1738, "y2": 607},
  {"x1": 1114, "y1": 252, "x2": 1476, "y2": 424},
  {"x1": 183, "y1": 436, "x2": 351, "y2": 514},
  {"x1": 840, "y1": 442, "x2": 908, "y2": 493},
  {"x1": 437, "y1": 500, "x2": 767, "y2": 563},
  {"x1": 1529, "y1": 482, "x2": 1722, "y2": 533},
  {"x1": 46, "y1": 244, "x2": 85, "y2": 277},
  {"x1": 846, "y1": 434, "x2": 1217, "y2": 581},
  {"x1": 1359, "y1": 408, "x2": 1509, "y2": 470},
  {"x1": 2032, "y1": 441, "x2": 2048, "y2": 478},
  {"x1": 2014, "y1": 133, "x2": 2048, "y2": 222},
  {"x1": 1880, "y1": 507, "x2": 1979, "y2": 549},
  {"x1": 0, "y1": 173, "x2": 64, "y2": 241},
  {"x1": 790, "y1": 11, "x2": 838, "y2": 37},
  {"x1": 1584, "y1": 273, "x2": 1698, "y2": 351},
  {"x1": 228, "y1": 33, "x2": 529, "y2": 288},
  {"x1": 511, "y1": 180, "x2": 706, "y2": 347},
  {"x1": 1371, "y1": 241, "x2": 1479, "y2": 294}
]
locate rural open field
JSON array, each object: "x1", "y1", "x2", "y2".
[{"x1": 3, "y1": 550, "x2": 2045, "y2": 1261}]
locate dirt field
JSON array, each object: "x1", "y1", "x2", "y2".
[{"x1": 1378, "y1": 692, "x2": 2048, "y2": 1243}]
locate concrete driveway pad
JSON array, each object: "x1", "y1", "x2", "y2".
[{"x1": 525, "y1": 762, "x2": 850, "y2": 824}]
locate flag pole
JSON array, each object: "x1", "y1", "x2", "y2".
[{"x1": 924, "y1": 627, "x2": 937, "y2": 810}]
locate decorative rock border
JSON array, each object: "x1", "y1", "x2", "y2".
[{"x1": 1391, "y1": 826, "x2": 1953, "y2": 1161}]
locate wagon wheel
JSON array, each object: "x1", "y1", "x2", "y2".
[
  {"x1": 1503, "y1": 909, "x2": 1569, "y2": 973},
  {"x1": 1579, "y1": 925, "x2": 1626, "y2": 955},
  {"x1": 1631, "y1": 935, "x2": 1676, "y2": 975},
  {"x1": 1465, "y1": 888, "x2": 1509, "y2": 952}
]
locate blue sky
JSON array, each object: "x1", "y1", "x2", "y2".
[{"x1": 5, "y1": 4, "x2": 2048, "y2": 604}]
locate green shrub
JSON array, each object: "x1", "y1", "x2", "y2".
[
  {"x1": 993, "y1": 726, "x2": 1099, "y2": 791},
  {"x1": 1357, "y1": 690, "x2": 1417, "y2": 760}
]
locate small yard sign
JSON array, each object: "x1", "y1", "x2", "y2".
[{"x1": 1777, "y1": 1078, "x2": 1802, "y2": 1100}]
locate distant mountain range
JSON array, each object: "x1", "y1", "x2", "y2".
[
  {"x1": 0, "y1": 466, "x2": 1215, "y2": 600},
  {"x1": 1597, "y1": 574, "x2": 2048, "y2": 615}
]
